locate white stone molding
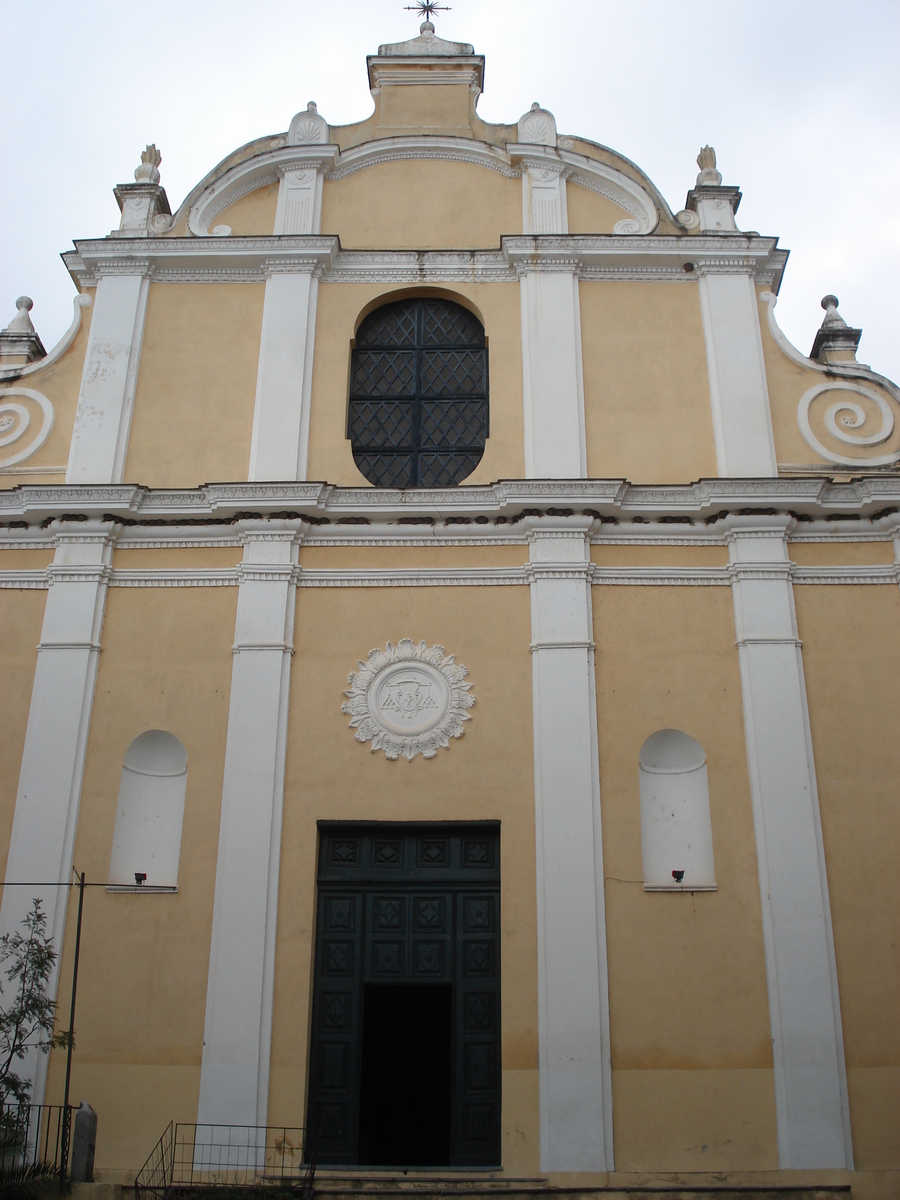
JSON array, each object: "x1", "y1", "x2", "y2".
[
  {"x1": 342, "y1": 638, "x2": 474, "y2": 760},
  {"x1": 527, "y1": 518, "x2": 614, "y2": 1171},
  {"x1": 519, "y1": 266, "x2": 586, "y2": 477},
  {"x1": 6, "y1": 475, "x2": 900, "y2": 524},
  {"x1": 61, "y1": 234, "x2": 786, "y2": 289},
  {"x1": 287, "y1": 102, "x2": 329, "y2": 146},
  {"x1": 726, "y1": 515, "x2": 852, "y2": 1169},
  {"x1": 0, "y1": 521, "x2": 116, "y2": 1108},
  {"x1": 517, "y1": 103, "x2": 558, "y2": 147},
  {"x1": 0, "y1": 388, "x2": 55, "y2": 468},
  {"x1": 187, "y1": 145, "x2": 339, "y2": 237},
  {"x1": 699, "y1": 271, "x2": 777, "y2": 476},
  {"x1": 797, "y1": 381, "x2": 900, "y2": 467},
  {"x1": 198, "y1": 523, "x2": 302, "y2": 1131},
  {"x1": 248, "y1": 266, "x2": 319, "y2": 481},
  {"x1": 67, "y1": 272, "x2": 151, "y2": 485},
  {"x1": 0, "y1": 295, "x2": 93, "y2": 384}
]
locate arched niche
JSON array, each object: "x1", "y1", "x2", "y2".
[
  {"x1": 108, "y1": 730, "x2": 188, "y2": 889},
  {"x1": 638, "y1": 729, "x2": 716, "y2": 891}
]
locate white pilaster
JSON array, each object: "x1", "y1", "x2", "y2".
[
  {"x1": 0, "y1": 521, "x2": 115, "y2": 1105},
  {"x1": 248, "y1": 267, "x2": 319, "y2": 482},
  {"x1": 519, "y1": 267, "x2": 586, "y2": 478},
  {"x1": 727, "y1": 516, "x2": 852, "y2": 1169},
  {"x1": 197, "y1": 523, "x2": 301, "y2": 1130},
  {"x1": 698, "y1": 269, "x2": 777, "y2": 477},
  {"x1": 528, "y1": 518, "x2": 613, "y2": 1172},
  {"x1": 67, "y1": 271, "x2": 150, "y2": 484}
]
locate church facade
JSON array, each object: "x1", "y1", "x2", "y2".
[{"x1": 1, "y1": 19, "x2": 899, "y2": 1198}]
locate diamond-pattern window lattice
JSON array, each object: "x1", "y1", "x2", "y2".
[
  {"x1": 422, "y1": 350, "x2": 486, "y2": 396},
  {"x1": 422, "y1": 301, "x2": 485, "y2": 347},
  {"x1": 417, "y1": 452, "x2": 482, "y2": 488},
  {"x1": 352, "y1": 451, "x2": 414, "y2": 489},
  {"x1": 420, "y1": 402, "x2": 486, "y2": 449},
  {"x1": 348, "y1": 401, "x2": 414, "y2": 449},
  {"x1": 351, "y1": 351, "x2": 415, "y2": 397},
  {"x1": 354, "y1": 301, "x2": 417, "y2": 348},
  {"x1": 349, "y1": 298, "x2": 488, "y2": 488}
]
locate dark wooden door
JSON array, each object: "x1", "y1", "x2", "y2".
[{"x1": 307, "y1": 823, "x2": 501, "y2": 1167}]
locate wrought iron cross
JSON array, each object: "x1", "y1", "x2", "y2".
[{"x1": 404, "y1": 0, "x2": 451, "y2": 21}]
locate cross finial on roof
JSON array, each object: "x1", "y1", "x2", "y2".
[{"x1": 404, "y1": 0, "x2": 451, "y2": 25}]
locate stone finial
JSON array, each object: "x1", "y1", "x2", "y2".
[
  {"x1": 0, "y1": 297, "x2": 46, "y2": 365},
  {"x1": 696, "y1": 145, "x2": 722, "y2": 186},
  {"x1": 811, "y1": 294, "x2": 862, "y2": 363},
  {"x1": 820, "y1": 294, "x2": 846, "y2": 328},
  {"x1": 134, "y1": 144, "x2": 162, "y2": 184},
  {"x1": 517, "y1": 101, "x2": 558, "y2": 147},
  {"x1": 288, "y1": 101, "x2": 329, "y2": 146},
  {"x1": 4, "y1": 296, "x2": 36, "y2": 335}
]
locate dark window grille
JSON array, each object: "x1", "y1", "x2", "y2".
[{"x1": 349, "y1": 298, "x2": 488, "y2": 488}]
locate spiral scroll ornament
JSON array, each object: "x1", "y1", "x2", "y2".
[
  {"x1": 798, "y1": 382, "x2": 900, "y2": 467},
  {"x1": 342, "y1": 638, "x2": 474, "y2": 761},
  {"x1": 0, "y1": 388, "x2": 55, "y2": 468}
]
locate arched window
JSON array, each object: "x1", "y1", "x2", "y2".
[
  {"x1": 348, "y1": 297, "x2": 488, "y2": 488},
  {"x1": 638, "y1": 729, "x2": 716, "y2": 891},
  {"x1": 108, "y1": 731, "x2": 188, "y2": 889}
]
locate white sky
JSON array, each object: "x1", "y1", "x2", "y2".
[{"x1": 2, "y1": 0, "x2": 898, "y2": 384}]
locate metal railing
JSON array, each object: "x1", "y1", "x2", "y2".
[
  {"x1": 0, "y1": 1103, "x2": 73, "y2": 1176},
  {"x1": 136, "y1": 1123, "x2": 315, "y2": 1200}
]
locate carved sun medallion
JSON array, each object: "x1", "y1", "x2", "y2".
[{"x1": 342, "y1": 639, "x2": 475, "y2": 761}]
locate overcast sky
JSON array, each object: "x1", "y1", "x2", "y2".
[{"x1": 2, "y1": 0, "x2": 898, "y2": 384}]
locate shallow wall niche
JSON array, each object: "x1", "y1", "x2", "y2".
[
  {"x1": 108, "y1": 730, "x2": 188, "y2": 888},
  {"x1": 638, "y1": 729, "x2": 716, "y2": 891}
]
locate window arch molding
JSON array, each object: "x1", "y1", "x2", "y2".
[
  {"x1": 347, "y1": 293, "x2": 489, "y2": 489},
  {"x1": 108, "y1": 730, "x2": 188, "y2": 890}
]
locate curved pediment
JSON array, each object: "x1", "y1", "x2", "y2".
[{"x1": 185, "y1": 134, "x2": 659, "y2": 240}]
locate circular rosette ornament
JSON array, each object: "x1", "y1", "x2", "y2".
[{"x1": 342, "y1": 639, "x2": 474, "y2": 761}]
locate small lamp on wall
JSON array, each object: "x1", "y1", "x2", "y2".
[
  {"x1": 671, "y1": 870, "x2": 685, "y2": 883},
  {"x1": 134, "y1": 872, "x2": 147, "y2": 886}
]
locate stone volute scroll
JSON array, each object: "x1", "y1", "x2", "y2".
[{"x1": 342, "y1": 639, "x2": 475, "y2": 760}]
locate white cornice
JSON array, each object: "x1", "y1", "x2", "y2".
[
  {"x1": 2, "y1": 560, "x2": 897, "y2": 591},
  {"x1": 61, "y1": 234, "x2": 786, "y2": 289},
  {"x1": 3, "y1": 477, "x2": 900, "y2": 524}
]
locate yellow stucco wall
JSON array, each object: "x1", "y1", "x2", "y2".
[
  {"x1": 0, "y1": 586, "x2": 45, "y2": 880},
  {"x1": 44, "y1": 583, "x2": 237, "y2": 1172},
  {"x1": 580, "y1": 282, "x2": 718, "y2": 483},
  {"x1": 593, "y1": 581, "x2": 777, "y2": 1171},
  {"x1": 795, "y1": 582, "x2": 900, "y2": 1168},
  {"x1": 0, "y1": 295, "x2": 93, "y2": 486},
  {"x1": 271, "y1": 581, "x2": 539, "y2": 1174},
  {"x1": 321, "y1": 160, "x2": 521, "y2": 249},
  {"x1": 124, "y1": 283, "x2": 263, "y2": 487},
  {"x1": 790, "y1": 540, "x2": 896, "y2": 566},
  {"x1": 305, "y1": 282, "x2": 525, "y2": 486},
  {"x1": 566, "y1": 182, "x2": 634, "y2": 235},
  {"x1": 213, "y1": 180, "x2": 279, "y2": 236}
]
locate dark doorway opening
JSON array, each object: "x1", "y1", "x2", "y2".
[{"x1": 359, "y1": 984, "x2": 452, "y2": 1166}]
